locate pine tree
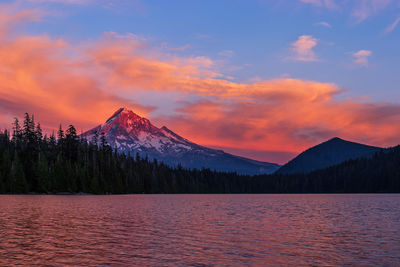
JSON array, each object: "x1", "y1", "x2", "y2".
[
  {"x1": 37, "y1": 153, "x2": 50, "y2": 192},
  {"x1": 36, "y1": 122, "x2": 43, "y2": 142},
  {"x1": 49, "y1": 131, "x2": 56, "y2": 145},
  {"x1": 23, "y1": 112, "x2": 35, "y2": 143},
  {"x1": 92, "y1": 131, "x2": 98, "y2": 146},
  {"x1": 57, "y1": 124, "x2": 64, "y2": 139},
  {"x1": 100, "y1": 132, "x2": 107, "y2": 150},
  {"x1": 11, "y1": 151, "x2": 28, "y2": 193},
  {"x1": 1, "y1": 150, "x2": 12, "y2": 191},
  {"x1": 66, "y1": 125, "x2": 77, "y2": 140},
  {"x1": 12, "y1": 118, "x2": 22, "y2": 143}
]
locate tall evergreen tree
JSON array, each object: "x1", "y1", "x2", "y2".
[
  {"x1": 23, "y1": 112, "x2": 35, "y2": 143},
  {"x1": 11, "y1": 151, "x2": 28, "y2": 193},
  {"x1": 100, "y1": 132, "x2": 107, "y2": 150},
  {"x1": 36, "y1": 123, "x2": 43, "y2": 142},
  {"x1": 66, "y1": 125, "x2": 77, "y2": 140},
  {"x1": 91, "y1": 131, "x2": 98, "y2": 146},
  {"x1": 12, "y1": 118, "x2": 22, "y2": 143},
  {"x1": 57, "y1": 124, "x2": 64, "y2": 140}
]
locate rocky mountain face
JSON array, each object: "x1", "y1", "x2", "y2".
[{"x1": 81, "y1": 108, "x2": 281, "y2": 175}]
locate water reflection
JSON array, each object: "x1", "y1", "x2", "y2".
[{"x1": 0, "y1": 194, "x2": 399, "y2": 266}]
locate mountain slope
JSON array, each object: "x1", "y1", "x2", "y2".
[
  {"x1": 81, "y1": 108, "x2": 280, "y2": 175},
  {"x1": 276, "y1": 137, "x2": 382, "y2": 174}
]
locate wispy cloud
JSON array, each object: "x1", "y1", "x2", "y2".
[
  {"x1": 27, "y1": 0, "x2": 94, "y2": 4},
  {"x1": 193, "y1": 33, "x2": 212, "y2": 40},
  {"x1": 0, "y1": 2, "x2": 43, "y2": 36},
  {"x1": 385, "y1": 16, "x2": 400, "y2": 34},
  {"x1": 290, "y1": 35, "x2": 319, "y2": 62},
  {"x1": 300, "y1": 0, "x2": 337, "y2": 9},
  {"x1": 161, "y1": 43, "x2": 191, "y2": 51},
  {"x1": 352, "y1": 0, "x2": 392, "y2": 23},
  {"x1": 352, "y1": 50, "x2": 372, "y2": 66},
  {"x1": 218, "y1": 50, "x2": 234, "y2": 58},
  {"x1": 300, "y1": 0, "x2": 397, "y2": 23},
  {"x1": 315, "y1": 21, "x2": 332, "y2": 28}
]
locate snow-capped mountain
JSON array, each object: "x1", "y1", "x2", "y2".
[{"x1": 81, "y1": 108, "x2": 280, "y2": 175}]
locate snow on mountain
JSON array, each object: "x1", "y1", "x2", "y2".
[{"x1": 81, "y1": 107, "x2": 280, "y2": 175}]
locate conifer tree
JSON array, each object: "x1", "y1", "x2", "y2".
[
  {"x1": 23, "y1": 112, "x2": 35, "y2": 143},
  {"x1": 92, "y1": 131, "x2": 98, "y2": 146},
  {"x1": 12, "y1": 118, "x2": 22, "y2": 143},
  {"x1": 36, "y1": 123, "x2": 43, "y2": 142},
  {"x1": 37, "y1": 153, "x2": 50, "y2": 192},
  {"x1": 100, "y1": 132, "x2": 107, "y2": 150},
  {"x1": 1, "y1": 150, "x2": 12, "y2": 191},
  {"x1": 11, "y1": 151, "x2": 28, "y2": 193},
  {"x1": 66, "y1": 125, "x2": 77, "y2": 140},
  {"x1": 57, "y1": 124, "x2": 64, "y2": 140}
]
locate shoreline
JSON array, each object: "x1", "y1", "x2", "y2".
[{"x1": 0, "y1": 192, "x2": 398, "y2": 196}]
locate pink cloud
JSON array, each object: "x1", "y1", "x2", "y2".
[
  {"x1": 290, "y1": 35, "x2": 319, "y2": 62},
  {"x1": 385, "y1": 16, "x2": 400, "y2": 34},
  {"x1": 315, "y1": 21, "x2": 332, "y2": 28},
  {"x1": 352, "y1": 50, "x2": 372, "y2": 66},
  {"x1": 300, "y1": 0, "x2": 397, "y2": 23},
  {"x1": 300, "y1": 0, "x2": 337, "y2": 9},
  {"x1": 352, "y1": 0, "x2": 392, "y2": 23}
]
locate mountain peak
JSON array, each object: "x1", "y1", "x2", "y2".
[
  {"x1": 81, "y1": 109, "x2": 280, "y2": 175},
  {"x1": 118, "y1": 107, "x2": 142, "y2": 117},
  {"x1": 109, "y1": 107, "x2": 147, "y2": 121},
  {"x1": 105, "y1": 107, "x2": 141, "y2": 123},
  {"x1": 326, "y1": 137, "x2": 345, "y2": 143},
  {"x1": 120, "y1": 107, "x2": 137, "y2": 114}
]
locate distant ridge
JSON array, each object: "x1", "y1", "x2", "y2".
[
  {"x1": 81, "y1": 107, "x2": 281, "y2": 175},
  {"x1": 276, "y1": 137, "x2": 382, "y2": 174}
]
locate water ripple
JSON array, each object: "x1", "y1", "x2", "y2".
[{"x1": 0, "y1": 194, "x2": 399, "y2": 266}]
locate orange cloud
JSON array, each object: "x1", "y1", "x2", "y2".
[
  {"x1": 0, "y1": 9, "x2": 153, "y2": 132},
  {"x1": 1, "y1": 6, "x2": 400, "y2": 164},
  {"x1": 156, "y1": 81, "x2": 400, "y2": 162}
]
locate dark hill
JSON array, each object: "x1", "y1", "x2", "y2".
[{"x1": 276, "y1": 137, "x2": 382, "y2": 174}]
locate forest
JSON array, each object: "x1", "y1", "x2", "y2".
[{"x1": 0, "y1": 113, "x2": 399, "y2": 194}]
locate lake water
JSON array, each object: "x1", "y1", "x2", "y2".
[{"x1": 0, "y1": 194, "x2": 399, "y2": 266}]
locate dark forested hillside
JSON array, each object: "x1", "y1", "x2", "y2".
[
  {"x1": 253, "y1": 148, "x2": 400, "y2": 193},
  {"x1": 276, "y1": 137, "x2": 382, "y2": 174},
  {"x1": 0, "y1": 113, "x2": 399, "y2": 194}
]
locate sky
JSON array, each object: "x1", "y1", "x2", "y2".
[{"x1": 0, "y1": 0, "x2": 399, "y2": 164}]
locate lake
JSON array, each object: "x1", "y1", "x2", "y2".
[{"x1": 0, "y1": 194, "x2": 399, "y2": 266}]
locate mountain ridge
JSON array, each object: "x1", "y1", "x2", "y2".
[{"x1": 276, "y1": 137, "x2": 382, "y2": 174}]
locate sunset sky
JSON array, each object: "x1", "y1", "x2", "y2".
[{"x1": 0, "y1": 0, "x2": 399, "y2": 164}]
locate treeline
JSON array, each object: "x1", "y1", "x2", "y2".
[
  {"x1": 0, "y1": 113, "x2": 399, "y2": 194},
  {"x1": 0, "y1": 113, "x2": 251, "y2": 194},
  {"x1": 252, "y1": 148, "x2": 400, "y2": 193}
]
